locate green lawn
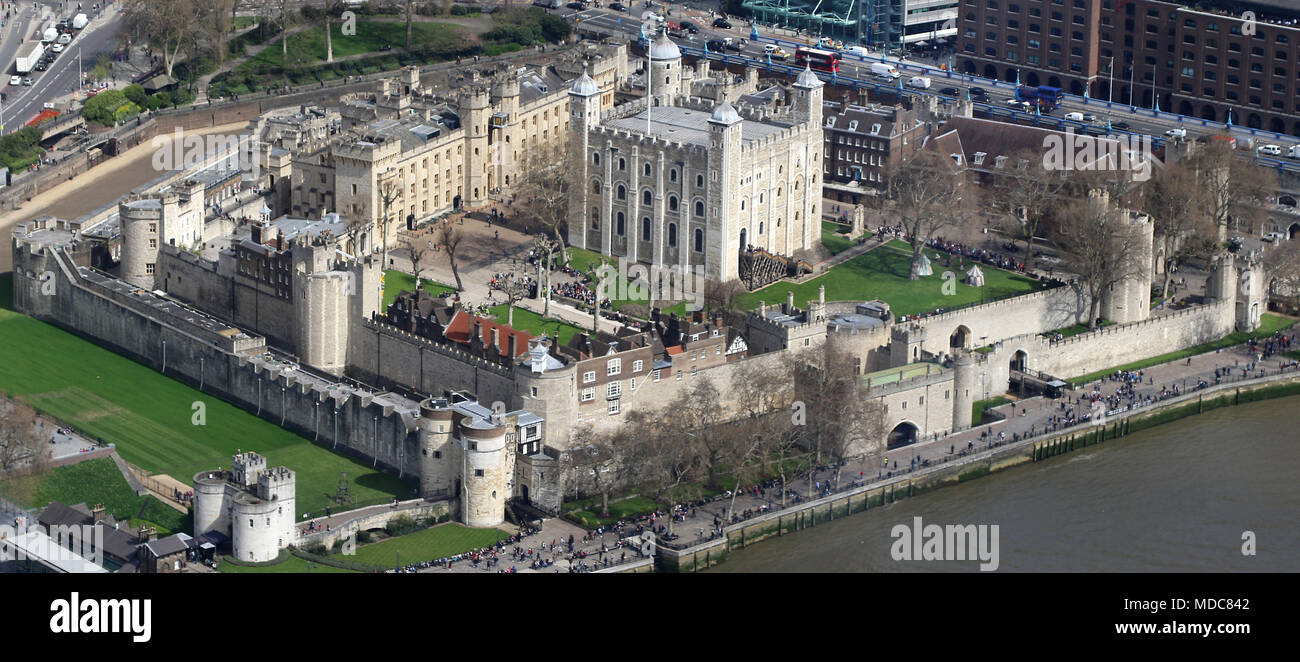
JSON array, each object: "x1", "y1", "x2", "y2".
[
  {"x1": 0, "y1": 275, "x2": 413, "y2": 524},
  {"x1": 0, "y1": 458, "x2": 187, "y2": 535},
  {"x1": 821, "y1": 220, "x2": 860, "y2": 255},
  {"x1": 241, "y1": 22, "x2": 474, "y2": 73},
  {"x1": 565, "y1": 496, "x2": 658, "y2": 529},
  {"x1": 337, "y1": 523, "x2": 509, "y2": 567},
  {"x1": 734, "y1": 243, "x2": 1044, "y2": 316},
  {"x1": 487, "y1": 304, "x2": 585, "y2": 345},
  {"x1": 220, "y1": 554, "x2": 358, "y2": 574},
  {"x1": 1070, "y1": 313, "x2": 1296, "y2": 384},
  {"x1": 972, "y1": 396, "x2": 1013, "y2": 426},
  {"x1": 559, "y1": 247, "x2": 692, "y2": 316},
  {"x1": 382, "y1": 270, "x2": 456, "y2": 309}
]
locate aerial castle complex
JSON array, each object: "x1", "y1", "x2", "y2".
[{"x1": 9, "y1": 36, "x2": 1268, "y2": 560}]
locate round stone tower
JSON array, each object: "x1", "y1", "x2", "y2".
[
  {"x1": 648, "y1": 31, "x2": 682, "y2": 107},
  {"x1": 418, "y1": 397, "x2": 456, "y2": 498},
  {"x1": 230, "y1": 492, "x2": 282, "y2": 563},
  {"x1": 952, "y1": 351, "x2": 977, "y2": 431},
  {"x1": 459, "y1": 417, "x2": 510, "y2": 528},
  {"x1": 192, "y1": 470, "x2": 229, "y2": 538},
  {"x1": 118, "y1": 198, "x2": 163, "y2": 290},
  {"x1": 294, "y1": 270, "x2": 352, "y2": 375}
]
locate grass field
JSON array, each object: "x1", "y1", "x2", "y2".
[
  {"x1": 220, "y1": 554, "x2": 358, "y2": 574},
  {"x1": 1071, "y1": 313, "x2": 1296, "y2": 384},
  {"x1": 972, "y1": 397, "x2": 1013, "y2": 426},
  {"x1": 382, "y1": 270, "x2": 456, "y2": 309},
  {"x1": 336, "y1": 523, "x2": 508, "y2": 567},
  {"x1": 240, "y1": 22, "x2": 474, "y2": 73},
  {"x1": 821, "y1": 220, "x2": 860, "y2": 255},
  {"x1": 734, "y1": 243, "x2": 1044, "y2": 317},
  {"x1": 486, "y1": 304, "x2": 585, "y2": 345},
  {"x1": 565, "y1": 496, "x2": 658, "y2": 529},
  {"x1": 0, "y1": 275, "x2": 413, "y2": 524},
  {"x1": 556, "y1": 247, "x2": 691, "y2": 317},
  {"x1": 0, "y1": 458, "x2": 188, "y2": 535}
]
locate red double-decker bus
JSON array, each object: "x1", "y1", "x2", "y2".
[{"x1": 795, "y1": 47, "x2": 840, "y2": 73}]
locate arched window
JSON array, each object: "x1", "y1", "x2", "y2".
[
  {"x1": 641, "y1": 217, "x2": 651, "y2": 242},
  {"x1": 591, "y1": 208, "x2": 599, "y2": 229},
  {"x1": 592, "y1": 180, "x2": 601, "y2": 194},
  {"x1": 618, "y1": 158, "x2": 626, "y2": 171},
  {"x1": 616, "y1": 211, "x2": 625, "y2": 235},
  {"x1": 741, "y1": 198, "x2": 746, "y2": 211},
  {"x1": 759, "y1": 221, "x2": 764, "y2": 235},
  {"x1": 794, "y1": 180, "x2": 800, "y2": 191},
  {"x1": 616, "y1": 184, "x2": 626, "y2": 200},
  {"x1": 759, "y1": 192, "x2": 765, "y2": 204},
  {"x1": 593, "y1": 152, "x2": 600, "y2": 165},
  {"x1": 776, "y1": 187, "x2": 782, "y2": 197},
  {"x1": 642, "y1": 190, "x2": 653, "y2": 206},
  {"x1": 670, "y1": 169, "x2": 678, "y2": 182},
  {"x1": 668, "y1": 195, "x2": 678, "y2": 211},
  {"x1": 694, "y1": 200, "x2": 705, "y2": 217},
  {"x1": 668, "y1": 223, "x2": 677, "y2": 246},
  {"x1": 696, "y1": 174, "x2": 704, "y2": 188},
  {"x1": 694, "y1": 228, "x2": 704, "y2": 252},
  {"x1": 643, "y1": 162, "x2": 652, "y2": 177}
]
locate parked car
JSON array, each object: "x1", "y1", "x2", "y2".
[
  {"x1": 1262, "y1": 232, "x2": 1286, "y2": 242},
  {"x1": 679, "y1": 20, "x2": 697, "y2": 33},
  {"x1": 51, "y1": 43, "x2": 65, "y2": 53},
  {"x1": 968, "y1": 86, "x2": 988, "y2": 97},
  {"x1": 712, "y1": 18, "x2": 732, "y2": 28},
  {"x1": 566, "y1": 2, "x2": 586, "y2": 9},
  {"x1": 938, "y1": 86, "x2": 960, "y2": 96},
  {"x1": 22, "y1": 77, "x2": 33, "y2": 86},
  {"x1": 1005, "y1": 98, "x2": 1030, "y2": 110},
  {"x1": 1257, "y1": 144, "x2": 1282, "y2": 156},
  {"x1": 609, "y1": 2, "x2": 627, "y2": 11}
]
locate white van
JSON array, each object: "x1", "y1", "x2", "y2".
[
  {"x1": 870, "y1": 62, "x2": 900, "y2": 79},
  {"x1": 1064, "y1": 112, "x2": 1084, "y2": 121},
  {"x1": 1287, "y1": 145, "x2": 1300, "y2": 159},
  {"x1": 847, "y1": 46, "x2": 870, "y2": 57},
  {"x1": 906, "y1": 76, "x2": 931, "y2": 89}
]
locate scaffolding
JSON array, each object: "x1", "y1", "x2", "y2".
[{"x1": 742, "y1": 0, "x2": 864, "y2": 43}]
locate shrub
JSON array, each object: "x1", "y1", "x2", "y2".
[
  {"x1": 355, "y1": 529, "x2": 372, "y2": 544},
  {"x1": 385, "y1": 514, "x2": 421, "y2": 537},
  {"x1": 123, "y1": 84, "x2": 148, "y2": 108},
  {"x1": 82, "y1": 89, "x2": 131, "y2": 126}
]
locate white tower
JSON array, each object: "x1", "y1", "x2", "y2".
[
  {"x1": 648, "y1": 31, "x2": 682, "y2": 108},
  {"x1": 567, "y1": 67, "x2": 602, "y2": 252},
  {"x1": 706, "y1": 101, "x2": 743, "y2": 282}
]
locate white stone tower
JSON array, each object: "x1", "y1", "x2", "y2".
[
  {"x1": 648, "y1": 31, "x2": 682, "y2": 107},
  {"x1": 567, "y1": 68, "x2": 602, "y2": 252},
  {"x1": 792, "y1": 64, "x2": 825, "y2": 127},
  {"x1": 418, "y1": 397, "x2": 457, "y2": 498},
  {"x1": 706, "y1": 101, "x2": 743, "y2": 282},
  {"x1": 459, "y1": 416, "x2": 512, "y2": 528},
  {"x1": 952, "y1": 351, "x2": 977, "y2": 431}
]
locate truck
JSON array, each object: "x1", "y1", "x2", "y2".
[
  {"x1": 906, "y1": 76, "x2": 931, "y2": 89},
  {"x1": 870, "y1": 62, "x2": 900, "y2": 79},
  {"x1": 42, "y1": 21, "x2": 59, "y2": 43},
  {"x1": 15, "y1": 42, "x2": 44, "y2": 74},
  {"x1": 72, "y1": 13, "x2": 88, "y2": 30},
  {"x1": 1287, "y1": 145, "x2": 1300, "y2": 159}
]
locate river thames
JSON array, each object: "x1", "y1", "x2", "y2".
[{"x1": 711, "y1": 396, "x2": 1300, "y2": 572}]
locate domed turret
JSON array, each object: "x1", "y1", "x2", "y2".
[
  {"x1": 795, "y1": 64, "x2": 823, "y2": 89},
  {"x1": 570, "y1": 67, "x2": 600, "y2": 97},
  {"x1": 649, "y1": 32, "x2": 681, "y2": 62},
  {"x1": 709, "y1": 100, "x2": 742, "y2": 125}
]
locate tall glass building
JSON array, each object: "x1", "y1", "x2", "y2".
[{"x1": 741, "y1": 0, "x2": 957, "y2": 49}]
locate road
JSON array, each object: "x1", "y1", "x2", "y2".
[
  {"x1": 560, "y1": 4, "x2": 1300, "y2": 170},
  {"x1": 1, "y1": 1, "x2": 119, "y2": 135}
]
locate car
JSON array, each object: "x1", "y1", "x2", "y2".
[
  {"x1": 1083, "y1": 113, "x2": 1097, "y2": 122},
  {"x1": 938, "y1": 87, "x2": 960, "y2": 96},
  {"x1": 968, "y1": 86, "x2": 988, "y2": 97},
  {"x1": 51, "y1": 43, "x2": 65, "y2": 53},
  {"x1": 1164, "y1": 128, "x2": 1187, "y2": 138},
  {"x1": 35, "y1": 63, "x2": 47, "y2": 71},
  {"x1": 1005, "y1": 98, "x2": 1030, "y2": 110},
  {"x1": 57, "y1": 33, "x2": 72, "y2": 44},
  {"x1": 725, "y1": 38, "x2": 745, "y2": 51},
  {"x1": 22, "y1": 77, "x2": 33, "y2": 86},
  {"x1": 8, "y1": 75, "x2": 20, "y2": 86},
  {"x1": 679, "y1": 20, "x2": 697, "y2": 32},
  {"x1": 566, "y1": 2, "x2": 585, "y2": 8},
  {"x1": 712, "y1": 18, "x2": 732, "y2": 28},
  {"x1": 609, "y1": 2, "x2": 626, "y2": 11},
  {"x1": 1112, "y1": 121, "x2": 1130, "y2": 130},
  {"x1": 762, "y1": 44, "x2": 789, "y2": 59},
  {"x1": 1257, "y1": 144, "x2": 1282, "y2": 156},
  {"x1": 1065, "y1": 111, "x2": 1085, "y2": 121}
]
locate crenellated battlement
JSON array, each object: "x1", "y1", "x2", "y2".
[{"x1": 360, "y1": 317, "x2": 518, "y2": 377}]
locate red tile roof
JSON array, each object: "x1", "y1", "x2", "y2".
[{"x1": 444, "y1": 309, "x2": 533, "y2": 357}]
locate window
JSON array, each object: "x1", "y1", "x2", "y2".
[
  {"x1": 668, "y1": 195, "x2": 678, "y2": 211},
  {"x1": 694, "y1": 200, "x2": 705, "y2": 217},
  {"x1": 668, "y1": 223, "x2": 677, "y2": 246},
  {"x1": 643, "y1": 190, "x2": 653, "y2": 206},
  {"x1": 642, "y1": 217, "x2": 651, "y2": 241},
  {"x1": 607, "y1": 382, "x2": 621, "y2": 398},
  {"x1": 653, "y1": 369, "x2": 661, "y2": 382},
  {"x1": 694, "y1": 228, "x2": 704, "y2": 252},
  {"x1": 593, "y1": 152, "x2": 600, "y2": 165},
  {"x1": 670, "y1": 168, "x2": 678, "y2": 182},
  {"x1": 616, "y1": 184, "x2": 626, "y2": 200},
  {"x1": 592, "y1": 180, "x2": 601, "y2": 194},
  {"x1": 616, "y1": 212, "x2": 625, "y2": 235},
  {"x1": 696, "y1": 174, "x2": 705, "y2": 188},
  {"x1": 618, "y1": 158, "x2": 626, "y2": 171},
  {"x1": 607, "y1": 358, "x2": 621, "y2": 376},
  {"x1": 581, "y1": 387, "x2": 595, "y2": 402},
  {"x1": 583, "y1": 370, "x2": 596, "y2": 383},
  {"x1": 475, "y1": 469, "x2": 484, "y2": 477},
  {"x1": 608, "y1": 400, "x2": 620, "y2": 415},
  {"x1": 633, "y1": 359, "x2": 643, "y2": 372},
  {"x1": 643, "y1": 162, "x2": 652, "y2": 177}
]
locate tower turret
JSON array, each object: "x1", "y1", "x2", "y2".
[
  {"x1": 418, "y1": 397, "x2": 457, "y2": 498},
  {"x1": 706, "y1": 100, "x2": 743, "y2": 282},
  {"x1": 648, "y1": 31, "x2": 682, "y2": 107},
  {"x1": 568, "y1": 67, "x2": 602, "y2": 252}
]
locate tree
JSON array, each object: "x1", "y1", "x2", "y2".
[
  {"x1": 1052, "y1": 191, "x2": 1151, "y2": 329},
  {"x1": 399, "y1": 235, "x2": 433, "y2": 294},
  {"x1": 437, "y1": 223, "x2": 465, "y2": 291},
  {"x1": 626, "y1": 409, "x2": 701, "y2": 537},
  {"x1": 198, "y1": 0, "x2": 239, "y2": 69},
  {"x1": 0, "y1": 395, "x2": 43, "y2": 475},
  {"x1": 991, "y1": 149, "x2": 1067, "y2": 256},
  {"x1": 1144, "y1": 158, "x2": 1216, "y2": 298},
  {"x1": 702, "y1": 278, "x2": 745, "y2": 328},
  {"x1": 1263, "y1": 242, "x2": 1300, "y2": 306},
  {"x1": 489, "y1": 271, "x2": 531, "y2": 327},
  {"x1": 786, "y1": 343, "x2": 886, "y2": 490},
  {"x1": 884, "y1": 148, "x2": 971, "y2": 279},
  {"x1": 122, "y1": 0, "x2": 202, "y2": 78},
  {"x1": 405, "y1": 0, "x2": 415, "y2": 49},
  {"x1": 511, "y1": 144, "x2": 571, "y2": 314},
  {"x1": 567, "y1": 425, "x2": 624, "y2": 518},
  {"x1": 531, "y1": 233, "x2": 563, "y2": 317},
  {"x1": 1191, "y1": 138, "x2": 1278, "y2": 244},
  {"x1": 324, "y1": 0, "x2": 334, "y2": 63},
  {"x1": 672, "y1": 376, "x2": 730, "y2": 489}
]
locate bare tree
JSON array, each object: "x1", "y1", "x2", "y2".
[
  {"x1": 122, "y1": 0, "x2": 202, "y2": 78},
  {"x1": 198, "y1": 0, "x2": 239, "y2": 69},
  {"x1": 1192, "y1": 138, "x2": 1278, "y2": 244},
  {"x1": 1263, "y1": 242, "x2": 1300, "y2": 306},
  {"x1": 0, "y1": 395, "x2": 43, "y2": 475},
  {"x1": 1144, "y1": 158, "x2": 1216, "y2": 298},
  {"x1": 512, "y1": 144, "x2": 572, "y2": 307},
  {"x1": 489, "y1": 271, "x2": 531, "y2": 327},
  {"x1": 567, "y1": 425, "x2": 624, "y2": 518},
  {"x1": 991, "y1": 149, "x2": 1067, "y2": 256},
  {"x1": 323, "y1": 0, "x2": 334, "y2": 63},
  {"x1": 884, "y1": 149, "x2": 971, "y2": 279},
  {"x1": 405, "y1": 0, "x2": 416, "y2": 49},
  {"x1": 672, "y1": 376, "x2": 730, "y2": 489},
  {"x1": 437, "y1": 223, "x2": 465, "y2": 291},
  {"x1": 702, "y1": 278, "x2": 745, "y2": 328},
  {"x1": 1052, "y1": 192, "x2": 1151, "y2": 329},
  {"x1": 626, "y1": 409, "x2": 701, "y2": 537},
  {"x1": 787, "y1": 343, "x2": 886, "y2": 490},
  {"x1": 379, "y1": 179, "x2": 403, "y2": 272},
  {"x1": 531, "y1": 233, "x2": 563, "y2": 317},
  {"x1": 399, "y1": 235, "x2": 433, "y2": 294}
]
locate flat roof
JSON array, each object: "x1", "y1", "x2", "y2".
[{"x1": 604, "y1": 106, "x2": 789, "y2": 148}]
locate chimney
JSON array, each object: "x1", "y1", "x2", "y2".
[
  {"x1": 692, "y1": 309, "x2": 704, "y2": 324},
  {"x1": 490, "y1": 327, "x2": 500, "y2": 355},
  {"x1": 91, "y1": 503, "x2": 106, "y2": 524},
  {"x1": 786, "y1": 291, "x2": 795, "y2": 313},
  {"x1": 276, "y1": 230, "x2": 285, "y2": 251},
  {"x1": 819, "y1": 285, "x2": 825, "y2": 305},
  {"x1": 760, "y1": 301, "x2": 767, "y2": 316},
  {"x1": 508, "y1": 333, "x2": 517, "y2": 357},
  {"x1": 473, "y1": 319, "x2": 483, "y2": 346},
  {"x1": 251, "y1": 222, "x2": 263, "y2": 245}
]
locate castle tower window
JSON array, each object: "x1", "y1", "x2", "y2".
[
  {"x1": 696, "y1": 174, "x2": 704, "y2": 188},
  {"x1": 694, "y1": 200, "x2": 705, "y2": 217},
  {"x1": 642, "y1": 218, "x2": 651, "y2": 241},
  {"x1": 694, "y1": 228, "x2": 704, "y2": 252},
  {"x1": 644, "y1": 162, "x2": 652, "y2": 177},
  {"x1": 616, "y1": 185, "x2": 626, "y2": 200},
  {"x1": 619, "y1": 158, "x2": 626, "y2": 171},
  {"x1": 668, "y1": 223, "x2": 677, "y2": 246},
  {"x1": 616, "y1": 212, "x2": 626, "y2": 235},
  {"x1": 668, "y1": 195, "x2": 678, "y2": 211},
  {"x1": 670, "y1": 168, "x2": 678, "y2": 182},
  {"x1": 592, "y1": 180, "x2": 601, "y2": 194},
  {"x1": 593, "y1": 152, "x2": 600, "y2": 165},
  {"x1": 643, "y1": 190, "x2": 653, "y2": 206}
]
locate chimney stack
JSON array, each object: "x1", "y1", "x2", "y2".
[
  {"x1": 490, "y1": 327, "x2": 500, "y2": 356},
  {"x1": 276, "y1": 230, "x2": 285, "y2": 251},
  {"x1": 786, "y1": 291, "x2": 795, "y2": 313},
  {"x1": 508, "y1": 333, "x2": 517, "y2": 357},
  {"x1": 473, "y1": 319, "x2": 482, "y2": 346},
  {"x1": 251, "y1": 222, "x2": 263, "y2": 245},
  {"x1": 91, "y1": 503, "x2": 106, "y2": 524}
]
